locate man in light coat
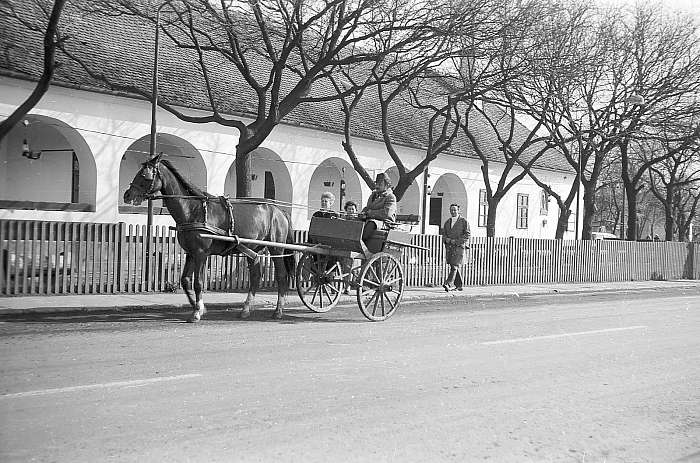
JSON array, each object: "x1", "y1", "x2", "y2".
[{"x1": 442, "y1": 203, "x2": 470, "y2": 291}]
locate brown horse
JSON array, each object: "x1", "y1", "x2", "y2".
[{"x1": 123, "y1": 154, "x2": 295, "y2": 322}]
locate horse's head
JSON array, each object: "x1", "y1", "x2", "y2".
[{"x1": 123, "y1": 153, "x2": 164, "y2": 206}]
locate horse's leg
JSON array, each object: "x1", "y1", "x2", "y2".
[
  {"x1": 270, "y1": 252, "x2": 288, "y2": 320},
  {"x1": 240, "y1": 257, "x2": 260, "y2": 319},
  {"x1": 187, "y1": 254, "x2": 208, "y2": 323},
  {"x1": 180, "y1": 254, "x2": 197, "y2": 308}
]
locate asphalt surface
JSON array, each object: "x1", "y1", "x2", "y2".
[{"x1": 1, "y1": 288, "x2": 699, "y2": 462}]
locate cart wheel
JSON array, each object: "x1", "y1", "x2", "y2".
[
  {"x1": 356, "y1": 252, "x2": 403, "y2": 321},
  {"x1": 296, "y1": 252, "x2": 342, "y2": 313}
]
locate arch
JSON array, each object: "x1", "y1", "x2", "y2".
[
  {"x1": 0, "y1": 114, "x2": 97, "y2": 209},
  {"x1": 224, "y1": 147, "x2": 293, "y2": 214},
  {"x1": 307, "y1": 157, "x2": 362, "y2": 218},
  {"x1": 431, "y1": 172, "x2": 468, "y2": 227},
  {"x1": 384, "y1": 167, "x2": 420, "y2": 216},
  {"x1": 119, "y1": 133, "x2": 206, "y2": 212}
]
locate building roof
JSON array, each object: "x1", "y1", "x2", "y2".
[{"x1": 0, "y1": 2, "x2": 571, "y2": 173}]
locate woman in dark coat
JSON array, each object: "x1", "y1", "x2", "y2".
[{"x1": 442, "y1": 203, "x2": 470, "y2": 291}]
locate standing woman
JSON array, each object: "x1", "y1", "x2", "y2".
[{"x1": 442, "y1": 204, "x2": 470, "y2": 291}]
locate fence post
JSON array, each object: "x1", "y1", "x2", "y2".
[{"x1": 507, "y1": 236, "x2": 514, "y2": 284}]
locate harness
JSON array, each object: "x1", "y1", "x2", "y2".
[{"x1": 137, "y1": 159, "x2": 259, "y2": 262}]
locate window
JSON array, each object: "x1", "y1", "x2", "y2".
[
  {"x1": 478, "y1": 189, "x2": 488, "y2": 227},
  {"x1": 516, "y1": 193, "x2": 529, "y2": 229},
  {"x1": 71, "y1": 152, "x2": 80, "y2": 203},
  {"x1": 540, "y1": 190, "x2": 549, "y2": 215},
  {"x1": 429, "y1": 197, "x2": 443, "y2": 226},
  {"x1": 264, "y1": 171, "x2": 275, "y2": 199}
]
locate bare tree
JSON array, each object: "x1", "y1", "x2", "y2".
[
  {"x1": 329, "y1": 0, "x2": 515, "y2": 200},
  {"x1": 614, "y1": 5, "x2": 700, "y2": 240},
  {"x1": 500, "y1": 1, "x2": 600, "y2": 238},
  {"x1": 648, "y1": 135, "x2": 700, "y2": 241},
  {"x1": 23, "y1": 0, "x2": 450, "y2": 197},
  {"x1": 0, "y1": 0, "x2": 67, "y2": 141},
  {"x1": 506, "y1": 3, "x2": 699, "y2": 239},
  {"x1": 448, "y1": 0, "x2": 553, "y2": 237}
]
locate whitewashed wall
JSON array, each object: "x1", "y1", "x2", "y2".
[{"x1": 0, "y1": 76, "x2": 580, "y2": 238}]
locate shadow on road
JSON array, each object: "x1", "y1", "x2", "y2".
[{"x1": 0, "y1": 307, "x2": 365, "y2": 325}]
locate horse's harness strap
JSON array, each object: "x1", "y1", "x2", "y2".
[
  {"x1": 175, "y1": 198, "x2": 258, "y2": 263},
  {"x1": 145, "y1": 159, "x2": 251, "y2": 261},
  {"x1": 176, "y1": 222, "x2": 229, "y2": 236},
  {"x1": 220, "y1": 196, "x2": 235, "y2": 235}
]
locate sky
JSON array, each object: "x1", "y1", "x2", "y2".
[{"x1": 597, "y1": 0, "x2": 700, "y2": 17}]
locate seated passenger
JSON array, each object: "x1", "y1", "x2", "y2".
[
  {"x1": 341, "y1": 200, "x2": 360, "y2": 294},
  {"x1": 360, "y1": 173, "x2": 397, "y2": 241},
  {"x1": 343, "y1": 200, "x2": 359, "y2": 218},
  {"x1": 312, "y1": 191, "x2": 338, "y2": 219}
]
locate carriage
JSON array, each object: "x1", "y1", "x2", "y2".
[
  {"x1": 125, "y1": 155, "x2": 425, "y2": 322},
  {"x1": 201, "y1": 215, "x2": 426, "y2": 321}
]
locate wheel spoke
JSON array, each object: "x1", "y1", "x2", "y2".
[
  {"x1": 361, "y1": 288, "x2": 376, "y2": 298},
  {"x1": 321, "y1": 284, "x2": 332, "y2": 306},
  {"x1": 325, "y1": 283, "x2": 340, "y2": 295},
  {"x1": 371, "y1": 290, "x2": 380, "y2": 315},
  {"x1": 385, "y1": 258, "x2": 398, "y2": 277},
  {"x1": 369, "y1": 264, "x2": 380, "y2": 283},
  {"x1": 310, "y1": 285, "x2": 320, "y2": 304},
  {"x1": 382, "y1": 292, "x2": 396, "y2": 309},
  {"x1": 363, "y1": 292, "x2": 375, "y2": 314},
  {"x1": 327, "y1": 261, "x2": 341, "y2": 274},
  {"x1": 300, "y1": 284, "x2": 316, "y2": 297}
]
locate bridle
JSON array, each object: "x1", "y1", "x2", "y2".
[{"x1": 129, "y1": 159, "x2": 163, "y2": 200}]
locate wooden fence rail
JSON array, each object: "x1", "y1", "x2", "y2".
[{"x1": 1, "y1": 219, "x2": 697, "y2": 296}]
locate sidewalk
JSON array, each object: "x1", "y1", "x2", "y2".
[{"x1": 1, "y1": 280, "x2": 699, "y2": 316}]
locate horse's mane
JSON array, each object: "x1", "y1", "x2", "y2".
[{"x1": 160, "y1": 159, "x2": 213, "y2": 198}]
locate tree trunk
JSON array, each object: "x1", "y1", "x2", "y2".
[
  {"x1": 555, "y1": 208, "x2": 571, "y2": 239},
  {"x1": 581, "y1": 187, "x2": 596, "y2": 240},
  {"x1": 235, "y1": 150, "x2": 252, "y2": 198},
  {"x1": 664, "y1": 199, "x2": 674, "y2": 241},
  {"x1": 485, "y1": 198, "x2": 499, "y2": 237},
  {"x1": 626, "y1": 187, "x2": 639, "y2": 240},
  {"x1": 393, "y1": 175, "x2": 418, "y2": 202}
]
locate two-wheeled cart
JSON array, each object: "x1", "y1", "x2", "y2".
[{"x1": 200, "y1": 215, "x2": 426, "y2": 321}]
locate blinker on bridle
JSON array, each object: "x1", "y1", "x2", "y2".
[{"x1": 130, "y1": 159, "x2": 162, "y2": 199}]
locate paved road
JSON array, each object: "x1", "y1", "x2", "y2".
[{"x1": 1, "y1": 291, "x2": 699, "y2": 462}]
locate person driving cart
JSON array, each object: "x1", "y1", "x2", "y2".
[{"x1": 359, "y1": 172, "x2": 397, "y2": 241}]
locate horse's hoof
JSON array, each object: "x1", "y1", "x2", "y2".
[
  {"x1": 186, "y1": 317, "x2": 199, "y2": 323},
  {"x1": 271, "y1": 311, "x2": 283, "y2": 320},
  {"x1": 240, "y1": 310, "x2": 250, "y2": 319}
]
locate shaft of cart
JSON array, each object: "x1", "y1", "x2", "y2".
[{"x1": 198, "y1": 233, "x2": 337, "y2": 255}]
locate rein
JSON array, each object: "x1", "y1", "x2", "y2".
[{"x1": 148, "y1": 194, "x2": 316, "y2": 212}]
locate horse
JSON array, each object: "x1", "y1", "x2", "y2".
[{"x1": 123, "y1": 153, "x2": 295, "y2": 322}]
